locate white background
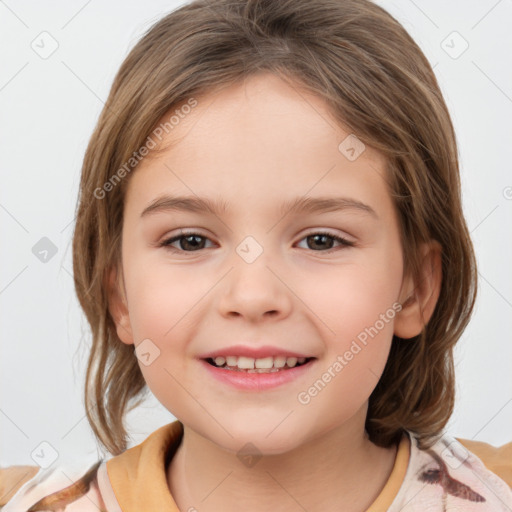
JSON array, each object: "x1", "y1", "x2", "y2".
[{"x1": 1, "y1": 0, "x2": 511, "y2": 467}]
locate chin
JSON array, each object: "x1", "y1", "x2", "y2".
[
  {"x1": 217, "y1": 420, "x2": 305, "y2": 456},
  {"x1": 219, "y1": 436, "x2": 301, "y2": 459}
]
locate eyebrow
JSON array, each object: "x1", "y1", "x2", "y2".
[{"x1": 140, "y1": 194, "x2": 378, "y2": 219}]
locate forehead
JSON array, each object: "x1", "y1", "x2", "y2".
[{"x1": 125, "y1": 73, "x2": 392, "y2": 218}]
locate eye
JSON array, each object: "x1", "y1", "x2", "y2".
[
  {"x1": 159, "y1": 230, "x2": 213, "y2": 253},
  {"x1": 159, "y1": 230, "x2": 355, "y2": 254},
  {"x1": 296, "y1": 231, "x2": 355, "y2": 252}
]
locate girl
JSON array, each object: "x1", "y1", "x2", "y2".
[{"x1": 2, "y1": 0, "x2": 511, "y2": 510}]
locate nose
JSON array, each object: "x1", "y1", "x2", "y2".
[{"x1": 216, "y1": 249, "x2": 293, "y2": 323}]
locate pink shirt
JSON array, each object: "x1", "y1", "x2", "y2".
[{"x1": 2, "y1": 420, "x2": 512, "y2": 511}]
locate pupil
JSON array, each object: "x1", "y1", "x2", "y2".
[
  {"x1": 182, "y1": 235, "x2": 204, "y2": 251},
  {"x1": 309, "y1": 234, "x2": 333, "y2": 251}
]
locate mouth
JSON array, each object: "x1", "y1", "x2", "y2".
[{"x1": 203, "y1": 355, "x2": 316, "y2": 373}]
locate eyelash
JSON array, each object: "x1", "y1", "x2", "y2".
[{"x1": 158, "y1": 230, "x2": 355, "y2": 254}]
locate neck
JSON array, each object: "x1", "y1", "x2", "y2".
[{"x1": 167, "y1": 418, "x2": 399, "y2": 512}]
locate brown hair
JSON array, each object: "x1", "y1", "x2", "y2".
[{"x1": 72, "y1": 0, "x2": 477, "y2": 455}]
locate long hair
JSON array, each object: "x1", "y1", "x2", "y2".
[{"x1": 72, "y1": 0, "x2": 477, "y2": 455}]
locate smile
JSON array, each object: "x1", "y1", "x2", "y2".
[
  {"x1": 201, "y1": 356, "x2": 318, "y2": 391},
  {"x1": 205, "y1": 355, "x2": 315, "y2": 372}
]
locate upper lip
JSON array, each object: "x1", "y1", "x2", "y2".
[{"x1": 199, "y1": 345, "x2": 315, "y2": 360}]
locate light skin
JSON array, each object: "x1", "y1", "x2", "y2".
[{"x1": 107, "y1": 72, "x2": 442, "y2": 512}]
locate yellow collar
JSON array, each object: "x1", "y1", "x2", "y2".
[{"x1": 106, "y1": 420, "x2": 410, "y2": 512}]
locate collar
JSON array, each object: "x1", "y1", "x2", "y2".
[
  {"x1": 105, "y1": 420, "x2": 184, "y2": 511},
  {"x1": 104, "y1": 420, "x2": 410, "y2": 512}
]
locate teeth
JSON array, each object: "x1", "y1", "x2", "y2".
[
  {"x1": 214, "y1": 356, "x2": 226, "y2": 366},
  {"x1": 237, "y1": 356, "x2": 255, "y2": 369},
  {"x1": 209, "y1": 355, "x2": 311, "y2": 371},
  {"x1": 255, "y1": 356, "x2": 273, "y2": 369},
  {"x1": 226, "y1": 356, "x2": 238, "y2": 366},
  {"x1": 273, "y1": 356, "x2": 286, "y2": 368},
  {"x1": 287, "y1": 357, "x2": 298, "y2": 367}
]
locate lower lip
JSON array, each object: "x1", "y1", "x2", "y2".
[{"x1": 199, "y1": 359, "x2": 317, "y2": 391}]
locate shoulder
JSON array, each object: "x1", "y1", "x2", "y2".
[
  {"x1": 456, "y1": 436, "x2": 512, "y2": 488},
  {"x1": 0, "y1": 465, "x2": 40, "y2": 506},
  {"x1": 389, "y1": 430, "x2": 512, "y2": 511},
  {"x1": 0, "y1": 459, "x2": 106, "y2": 511}
]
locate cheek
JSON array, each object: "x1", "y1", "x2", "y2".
[
  {"x1": 123, "y1": 250, "x2": 203, "y2": 340},
  {"x1": 294, "y1": 262, "x2": 400, "y2": 424},
  {"x1": 300, "y1": 255, "x2": 402, "y2": 392},
  {"x1": 124, "y1": 262, "x2": 198, "y2": 405},
  {"x1": 307, "y1": 258, "x2": 400, "y2": 334}
]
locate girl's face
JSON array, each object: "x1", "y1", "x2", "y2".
[{"x1": 110, "y1": 73, "x2": 417, "y2": 454}]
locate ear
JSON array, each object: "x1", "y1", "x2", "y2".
[
  {"x1": 394, "y1": 240, "x2": 442, "y2": 339},
  {"x1": 105, "y1": 264, "x2": 134, "y2": 345}
]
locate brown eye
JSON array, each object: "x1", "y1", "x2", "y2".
[
  {"x1": 297, "y1": 232, "x2": 355, "y2": 252},
  {"x1": 160, "y1": 233, "x2": 212, "y2": 252},
  {"x1": 159, "y1": 230, "x2": 355, "y2": 255}
]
